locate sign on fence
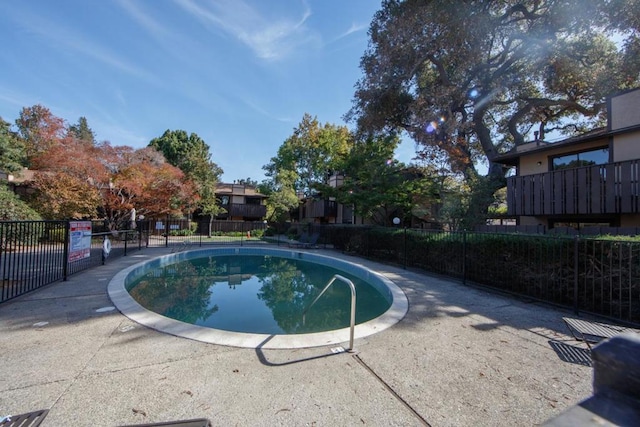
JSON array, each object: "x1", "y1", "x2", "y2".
[{"x1": 69, "y1": 221, "x2": 92, "y2": 262}]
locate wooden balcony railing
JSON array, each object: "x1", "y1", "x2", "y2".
[
  {"x1": 227, "y1": 203, "x2": 266, "y2": 218},
  {"x1": 506, "y1": 159, "x2": 640, "y2": 216},
  {"x1": 304, "y1": 199, "x2": 338, "y2": 218}
]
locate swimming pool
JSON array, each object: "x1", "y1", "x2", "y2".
[{"x1": 108, "y1": 247, "x2": 408, "y2": 349}]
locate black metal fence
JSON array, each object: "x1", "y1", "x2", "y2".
[
  {"x1": 1, "y1": 220, "x2": 144, "y2": 303},
  {"x1": 3, "y1": 219, "x2": 639, "y2": 325},
  {"x1": 0, "y1": 218, "x2": 272, "y2": 303},
  {"x1": 143, "y1": 218, "x2": 269, "y2": 248},
  {"x1": 313, "y1": 225, "x2": 640, "y2": 325},
  {"x1": 475, "y1": 224, "x2": 640, "y2": 236}
]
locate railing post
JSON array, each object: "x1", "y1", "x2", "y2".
[
  {"x1": 573, "y1": 235, "x2": 580, "y2": 315},
  {"x1": 403, "y1": 226, "x2": 407, "y2": 270},
  {"x1": 302, "y1": 274, "x2": 356, "y2": 351},
  {"x1": 101, "y1": 235, "x2": 106, "y2": 265},
  {"x1": 165, "y1": 215, "x2": 169, "y2": 248},
  {"x1": 462, "y1": 230, "x2": 467, "y2": 285},
  {"x1": 62, "y1": 221, "x2": 70, "y2": 281}
]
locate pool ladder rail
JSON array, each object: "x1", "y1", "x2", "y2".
[{"x1": 302, "y1": 274, "x2": 356, "y2": 351}]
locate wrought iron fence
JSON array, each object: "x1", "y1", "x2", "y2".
[
  {"x1": 3, "y1": 219, "x2": 639, "y2": 325},
  {"x1": 0, "y1": 220, "x2": 144, "y2": 303},
  {"x1": 0, "y1": 218, "x2": 278, "y2": 303},
  {"x1": 144, "y1": 218, "x2": 270, "y2": 248},
  {"x1": 313, "y1": 225, "x2": 640, "y2": 325}
]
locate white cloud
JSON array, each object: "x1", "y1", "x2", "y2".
[
  {"x1": 336, "y1": 22, "x2": 368, "y2": 41},
  {"x1": 174, "y1": 0, "x2": 321, "y2": 60},
  {"x1": 116, "y1": 0, "x2": 168, "y2": 39}
]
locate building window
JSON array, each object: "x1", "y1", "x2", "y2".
[
  {"x1": 552, "y1": 147, "x2": 609, "y2": 170},
  {"x1": 221, "y1": 196, "x2": 229, "y2": 205}
]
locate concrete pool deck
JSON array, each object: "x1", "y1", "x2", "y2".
[{"x1": 0, "y1": 246, "x2": 594, "y2": 426}]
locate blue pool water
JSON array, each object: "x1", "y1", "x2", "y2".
[{"x1": 125, "y1": 252, "x2": 392, "y2": 335}]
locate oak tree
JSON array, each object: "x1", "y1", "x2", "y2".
[{"x1": 348, "y1": 0, "x2": 640, "y2": 226}]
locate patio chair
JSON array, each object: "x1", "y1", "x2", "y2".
[
  {"x1": 0, "y1": 409, "x2": 49, "y2": 427},
  {"x1": 300, "y1": 232, "x2": 320, "y2": 249},
  {"x1": 288, "y1": 232, "x2": 309, "y2": 248},
  {"x1": 562, "y1": 317, "x2": 638, "y2": 350}
]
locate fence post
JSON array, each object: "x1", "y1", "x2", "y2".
[
  {"x1": 124, "y1": 231, "x2": 128, "y2": 256},
  {"x1": 573, "y1": 235, "x2": 580, "y2": 315},
  {"x1": 165, "y1": 215, "x2": 169, "y2": 248},
  {"x1": 63, "y1": 221, "x2": 70, "y2": 281},
  {"x1": 462, "y1": 230, "x2": 467, "y2": 286},
  {"x1": 403, "y1": 226, "x2": 407, "y2": 270}
]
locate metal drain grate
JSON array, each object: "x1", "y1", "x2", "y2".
[{"x1": 119, "y1": 418, "x2": 211, "y2": 427}]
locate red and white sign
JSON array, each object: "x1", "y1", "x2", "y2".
[{"x1": 69, "y1": 221, "x2": 92, "y2": 262}]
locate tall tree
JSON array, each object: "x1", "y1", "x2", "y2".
[
  {"x1": 348, "y1": 0, "x2": 640, "y2": 226},
  {"x1": 15, "y1": 105, "x2": 66, "y2": 168},
  {"x1": 149, "y1": 129, "x2": 222, "y2": 234},
  {"x1": 258, "y1": 170, "x2": 300, "y2": 223},
  {"x1": 263, "y1": 114, "x2": 353, "y2": 197},
  {"x1": 149, "y1": 130, "x2": 222, "y2": 182},
  {"x1": 67, "y1": 116, "x2": 96, "y2": 145},
  {"x1": 324, "y1": 135, "x2": 436, "y2": 226},
  {"x1": 109, "y1": 158, "x2": 196, "y2": 220},
  {"x1": 0, "y1": 117, "x2": 26, "y2": 174},
  {"x1": 99, "y1": 145, "x2": 197, "y2": 226}
]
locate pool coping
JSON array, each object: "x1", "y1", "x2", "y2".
[{"x1": 107, "y1": 246, "x2": 409, "y2": 349}]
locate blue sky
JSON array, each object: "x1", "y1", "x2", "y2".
[{"x1": 0, "y1": 0, "x2": 415, "y2": 183}]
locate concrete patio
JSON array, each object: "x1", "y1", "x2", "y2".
[{"x1": 0, "y1": 246, "x2": 594, "y2": 426}]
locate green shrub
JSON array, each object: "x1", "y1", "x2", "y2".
[
  {"x1": 169, "y1": 229, "x2": 194, "y2": 236},
  {"x1": 0, "y1": 184, "x2": 42, "y2": 221},
  {"x1": 250, "y1": 229, "x2": 265, "y2": 238}
]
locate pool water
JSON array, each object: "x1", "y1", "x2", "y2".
[{"x1": 126, "y1": 254, "x2": 391, "y2": 335}]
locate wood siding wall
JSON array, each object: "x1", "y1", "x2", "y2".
[
  {"x1": 227, "y1": 203, "x2": 266, "y2": 218},
  {"x1": 304, "y1": 200, "x2": 338, "y2": 218},
  {"x1": 507, "y1": 159, "x2": 640, "y2": 216}
]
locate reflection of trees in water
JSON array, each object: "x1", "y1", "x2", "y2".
[
  {"x1": 129, "y1": 257, "x2": 224, "y2": 324},
  {"x1": 128, "y1": 255, "x2": 387, "y2": 334},
  {"x1": 256, "y1": 257, "x2": 352, "y2": 334}
]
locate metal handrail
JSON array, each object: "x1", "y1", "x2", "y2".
[{"x1": 302, "y1": 274, "x2": 356, "y2": 351}]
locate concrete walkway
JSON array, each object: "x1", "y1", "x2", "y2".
[{"x1": 0, "y1": 247, "x2": 593, "y2": 426}]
